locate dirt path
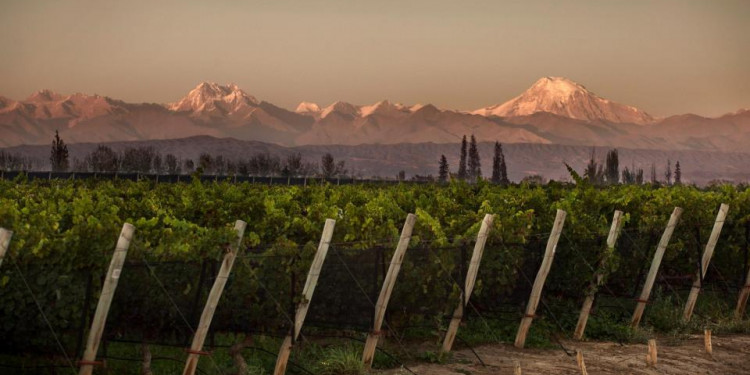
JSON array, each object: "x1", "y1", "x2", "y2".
[{"x1": 378, "y1": 335, "x2": 750, "y2": 375}]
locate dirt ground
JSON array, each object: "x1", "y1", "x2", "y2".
[{"x1": 377, "y1": 334, "x2": 750, "y2": 375}]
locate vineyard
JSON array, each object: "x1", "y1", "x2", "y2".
[{"x1": 1, "y1": 177, "x2": 750, "y2": 374}]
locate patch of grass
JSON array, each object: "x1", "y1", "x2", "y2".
[{"x1": 314, "y1": 343, "x2": 366, "y2": 375}]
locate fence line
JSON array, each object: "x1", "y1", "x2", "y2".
[{"x1": 1, "y1": 207, "x2": 749, "y2": 374}]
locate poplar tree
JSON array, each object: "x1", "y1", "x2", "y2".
[
  {"x1": 467, "y1": 134, "x2": 481, "y2": 180},
  {"x1": 491, "y1": 141, "x2": 509, "y2": 184},
  {"x1": 457, "y1": 135, "x2": 468, "y2": 180},
  {"x1": 438, "y1": 154, "x2": 449, "y2": 182},
  {"x1": 50, "y1": 130, "x2": 69, "y2": 172},
  {"x1": 605, "y1": 149, "x2": 619, "y2": 184}
]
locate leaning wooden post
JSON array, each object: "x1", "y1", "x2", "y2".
[
  {"x1": 274, "y1": 219, "x2": 336, "y2": 375},
  {"x1": 631, "y1": 207, "x2": 683, "y2": 328},
  {"x1": 0, "y1": 228, "x2": 12, "y2": 268},
  {"x1": 735, "y1": 265, "x2": 750, "y2": 319},
  {"x1": 362, "y1": 214, "x2": 417, "y2": 368},
  {"x1": 683, "y1": 204, "x2": 729, "y2": 321},
  {"x1": 514, "y1": 209, "x2": 566, "y2": 348},
  {"x1": 79, "y1": 223, "x2": 135, "y2": 375},
  {"x1": 182, "y1": 220, "x2": 247, "y2": 375},
  {"x1": 574, "y1": 210, "x2": 624, "y2": 340},
  {"x1": 441, "y1": 214, "x2": 495, "y2": 354}
]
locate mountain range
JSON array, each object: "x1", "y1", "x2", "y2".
[{"x1": 2, "y1": 77, "x2": 749, "y2": 151}]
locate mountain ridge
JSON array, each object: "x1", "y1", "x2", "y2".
[{"x1": 1, "y1": 79, "x2": 748, "y2": 152}]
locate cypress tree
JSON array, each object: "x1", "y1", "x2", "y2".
[
  {"x1": 491, "y1": 142, "x2": 502, "y2": 184},
  {"x1": 467, "y1": 134, "x2": 481, "y2": 180},
  {"x1": 605, "y1": 149, "x2": 619, "y2": 184},
  {"x1": 50, "y1": 130, "x2": 69, "y2": 172},
  {"x1": 584, "y1": 148, "x2": 604, "y2": 185},
  {"x1": 457, "y1": 135, "x2": 468, "y2": 180},
  {"x1": 491, "y1": 141, "x2": 509, "y2": 184},
  {"x1": 438, "y1": 154, "x2": 449, "y2": 182},
  {"x1": 674, "y1": 161, "x2": 681, "y2": 185},
  {"x1": 500, "y1": 154, "x2": 509, "y2": 184}
]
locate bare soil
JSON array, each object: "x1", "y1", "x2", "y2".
[{"x1": 377, "y1": 334, "x2": 750, "y2": 375}]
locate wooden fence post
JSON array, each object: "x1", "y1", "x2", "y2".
[
  {"x1": 631, "y1": 207, "x2": 683, "y2": 328},
  {"x1": 79, "y1": 223, "x2": 135, "y2": 375},
  {"x1": 182, "y1": 220, "x2": 247, "y2": 375},
  {"x1": 574, "y1": 210, "x2": 624, "y2": 340},
  {"x1": 514, "y1": 209, "x2": 567, "y2": 348},
  {"x1": 736, "y1": 265, "x2": 750, "y2": 319},
  {"x1": 683, "y1": 204, "x2": 729, "y2": 321},
  {"x1": 362, "y1": 214, "x2": 417, "y2": 368},
  {"x1": 0, "y1": 228, "x2": 12, "y2": 268},
  {"x1": 274, "y1": 219, "x2": 336, "y2": 375},
  {"x1": 440, "y1": 214, "x2": 495, "y2": 353},
  {"x1": 646, "y1": 339, "x2": 658, "y2": 366}
]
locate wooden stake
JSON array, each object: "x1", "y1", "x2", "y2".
[
  {"x1": 574, "y1": 210, "x2": 624, "y2": 340},
  {"x1": 683, "y1": 204, "x2": 729, "y2": 321},
  {"x1": 362, "y1": 214, "x2": 417, "y2": 368},
  {"x1": 274, "y1": 219, "x2": 336, "y2": 375},
  {"x1": 646, "y1": 339, "x2": 658, "y2": 367},
  {"x1": 79, "y1": 223, "x2": 135, "y2": 375},
  {"x1": 631, "y1": 207, "x2": 683, "y2": 328},
  {"x1": 704, "y1": 329, "x2": 713, "y2": 355},
  {"x1": 576, "y1": 350, "x2": 589, "y2": 375},
  {"x1": 514, "y1": 209, "x2": 567, "y2": 348},
  {"x1": 440, "y1": 214, "x2": 495, "y2": 354},
  {"x1": 182, "y1": 220, "x2": 247, "y2": 375},
  {"x1": 0, "y1": 228, "x2": 12, "y2": 268},
  {"x1": 736, "y1": 266, "x2": 750, "y2": 319}
]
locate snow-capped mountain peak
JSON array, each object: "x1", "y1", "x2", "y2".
[
  {"x1": 296, "y1": 101, "x2": 321, "y2": 114},
  {"x1": 26, "y1": 89, "x2": 65, "y2": 102},
  {"x1": 320, "y1": 101, "x2": 361, "y2": 118},
  {"x1": 168, "y1": 82, "x2": 259, "y2": 114},
  {"x1": 473, "y1": 76, "x2": 654, "y2": 124}
]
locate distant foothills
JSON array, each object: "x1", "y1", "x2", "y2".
[{"x1": 1, "y1": 77, "x2": 749, "y2": 184}]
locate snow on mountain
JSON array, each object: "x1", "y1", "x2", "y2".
[
  {"x1": 473, "y1": 77, "x2": 654, "y2": 124},
  {"x1": 2, "y1": 78, "x2": 749, "y2": 152},
  {"x1": 295, "y1": 101, "x2": 321, "y2": 114},
  {"x1": 320, "y1": 101, "x2": 361, "y2": 119},
  {"x1": 26, "y1": 89, "x2": 65, "y2": 102},
  {"x1": 359, "y1": 100, "x2": 411, "y2": 117},
  {"x1": 168, "y1": 82, "x2": 260, "y2": 116}
]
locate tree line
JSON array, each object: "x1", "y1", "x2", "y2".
[
  {"x1": 44, "y1": 131, "x2": 348, "y2": 178},
  {"x1": 579, "y1": 148, "x2": 683, "y2": 186}
]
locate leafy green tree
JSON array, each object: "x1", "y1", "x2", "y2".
[{"x1": 50, "y1": 130, "x2": 69, "y2": 172}]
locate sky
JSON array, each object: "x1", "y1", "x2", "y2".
[{"x1": 0, "y1": 0, "x2": 748, "y2": 117}]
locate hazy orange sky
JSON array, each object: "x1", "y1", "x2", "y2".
[{"x1": 1, "y1": 0, "x2": 748, "y2": 117}]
